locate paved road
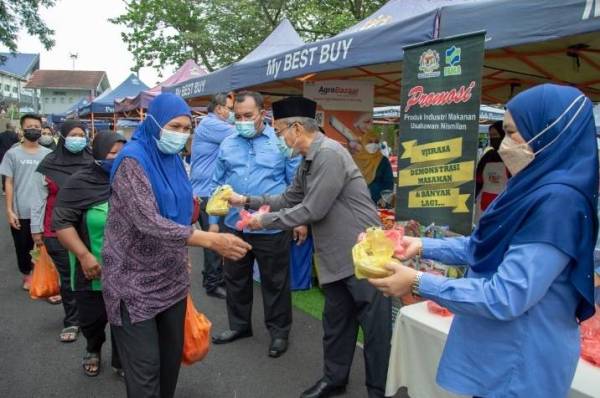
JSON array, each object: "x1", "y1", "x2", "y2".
[{"x1": 0, "y1": 195, "x2": 408, "y2": 398}]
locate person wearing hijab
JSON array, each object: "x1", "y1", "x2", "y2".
[
  {"x1": 474, "y1": 121, "x2": 510, "y2": 222},
  {"x1": 52, "y1": 131, "x2": 126, "y2": 377},
  {"x1": 31, "y1": 119, "x2": 94, "y2": 342},
  {"x1": 352, "y1": 131, "x2": 394, "y2": 204},
  {"x1": 370, "y1": 84, "x2": 598, "y2": 398},
  {"x1": 102, "y1": 93, "x2": 250, "y2": 398}
]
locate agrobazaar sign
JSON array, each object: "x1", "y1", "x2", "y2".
[
  {"x1": 304, "y1": 80, "x2": 374, "y2": 112},
  {"x1": 396, "y1": 32, "x2": 485, "y2": 235}
]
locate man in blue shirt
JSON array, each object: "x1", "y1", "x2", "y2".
[
  {"x1": 191, "y1": 93, "x2": 235, "y2": 299},
  {"x1": 210, "y1": 91, "x2": 302, "y2": 359}
]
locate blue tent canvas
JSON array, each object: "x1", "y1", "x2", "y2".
[{"x1": 79, "y1": 73, "x2": 149, "y2": 116}]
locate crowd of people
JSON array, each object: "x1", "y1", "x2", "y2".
[{"x1": 0, "y1": 83, "x2": 599, "y2": 398}]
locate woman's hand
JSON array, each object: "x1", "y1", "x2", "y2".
[
  {"x1": 32, "y1": 233, "x2": 44, "y2": 247},
  {"x1": 79, "y1": 252, "x2": 102, "y2": 280},
  {"x1": 396, "y1": 236, "x2": 423, "y2": 260},
  {"x1": 7, "y1": 209, "x2": 20, "y2": 230},
  {"x1": 368, "y1": 262, "x2": 419, "y2": 297},
  {"x1": 207, "y1": 233, "x2": 251, "y2": 260}
]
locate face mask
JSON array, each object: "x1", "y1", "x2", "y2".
[
  {"x1": 24, "y1": 128, "x2": 42, "y2": 142},
  {"x1": 236, "y1": 120, "x2": 257, "y2": 138},
  {"x1": 156, "y1": 129, "x2": 189, "y2": 154},
  {"x1": 64, "y1": 136, "x2": 88, "y2": 153},
  {"x1": 276, "y1": 135, "x2": 300, "y2": 158},
  {"x1": 227, "y1": 111, "x2": 236, "y2": 125},
  {"x1": 148, "y1": 114, "x2": 190, "y2": 154},
  {"x1": 96, "y1": 159, "x2": 115, "y2": 174},
  {"x1": 498, "y1": 94, "x2": 587, "y2": 175},
  {"x1": 365, "y1": 143, "x2": 380, "y2": 154},
  {"x1": 39, "y1": 135, "x2": 54, "y2": 146}
]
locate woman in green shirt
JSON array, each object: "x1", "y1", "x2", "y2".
[{"x1": 52, "y1": 131, "x2": 126, "y2": 377}]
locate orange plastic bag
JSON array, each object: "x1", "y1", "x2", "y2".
[
  {"x1": 29, "y1": 246, "x2": 60, "y2": 299},
  {"x1": 182, "y1": 294, "x2": 212, "y2": 365}
]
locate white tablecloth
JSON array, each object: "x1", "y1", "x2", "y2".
[{"x1": 385, "y1": 301, "x2": 600, "y2": 398}]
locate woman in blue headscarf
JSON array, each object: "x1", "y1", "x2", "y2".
[
  {"x1": 102, "y1": 93, "x2": 250, "y2": 398},
  {"x1": 370, "y1": 84, "x2": 598, "y2": 398}
]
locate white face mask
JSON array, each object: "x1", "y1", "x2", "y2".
[
  {"x1": 365, "y1": 143, "x2": 380, "y2": 154},
  {"x1": 498, "y1": 94, "x2": 587, "y2": 175}
]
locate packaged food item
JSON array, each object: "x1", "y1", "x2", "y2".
[
  {"x1": 206, "y1": 185, "x2": 233, "y2": 216},
  {"x1": 427, "y1": 300, "x2": 452, "y2": 317},
  {"x1": 236, "y1": 205, "x2": 271, "y2": 230},
  {"x1": 353, "y1": 227, "x2": 402, "y2": 279},
  {"x1": 580, "y1": 309, "x2": 600, "y2": 367}
]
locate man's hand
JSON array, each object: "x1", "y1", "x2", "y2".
[
  {"x1": 7, "y1": 210, "x2": 20, "y2": 230},
  {"x1": 247, "y1": 214, "x2": 263, "y2": 230},
  {"x1": 228, "y1": 192, "x2": 247, "y2": 207},
  {"x1": 32, "y1": 233, "x2": 44, "y2": 247},
  {"x1": 396, "y1": 237, "x2": 423, "y2": 261},
  {"x1": 368, "y1": 262, "x2": 419, "y2": 297},
  {"x1": 293, "y1": 225, "x2": 308, "y2": 245},
  {"x1": 207, "y1": 233, "x2": 252, "y2": 260},
  {"x1": 208, "y1": 224, "x2": 220, "y2": 233},
  {"x1": 79, "y1": 252, "x2": 102, "y2": 280}
]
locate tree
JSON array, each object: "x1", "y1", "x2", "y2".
[
  {"x1": 111, "y1": 0, "x2": 386, "y2": 73},
  {"x1": 0, "y1": 0, "x2": 55, "y2": 52}
]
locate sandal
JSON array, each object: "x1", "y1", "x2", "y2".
[
  {"x1": 82, "y1": 352, "x2": 101, "y2": 377},
  {"x1": 46, "y1": 295, "x2": 62, "y2": 305},
  {"x1": 59, "y1": 326, "x2": 80, "y2": 343}
]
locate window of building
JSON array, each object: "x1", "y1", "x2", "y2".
[
  {"x1": 44, "y1": 97, "x2": 49, "y2": 103},
  {"x1": 12, "y1": 86, "x2": 17, "y2": 93},
  {"x1": 4, "y1": 84, "x2": 9, "y2": 91},
  {"x1": 51, "y1": 97, "x2": 56, "y2": 104},
  {"x1": 60, "y1": 97, "x2": 65, "y2": 103}
]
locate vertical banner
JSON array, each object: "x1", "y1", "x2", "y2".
[{"x1": 396, "y1": 32, "x2": 485, "y2": 235}]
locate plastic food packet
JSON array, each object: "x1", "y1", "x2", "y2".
[
  {"x1": 580, "y1": 309, "x2": 600, "y2": 367},
  {"x1": 206, "y1": 185, "x2": 233, "y2": 216},
  {"x1": 353, "y1": 227, "x2": 402, "y2": 279},
  {"x1": 427, "y1": 300, "x2": 452, "y2": 317},
  {"x1": 236, "y1": 205, "x2": 271, "y2": 230},
  {"x1": 29, "y1": 247, "x2": 40, "y2": 264}
]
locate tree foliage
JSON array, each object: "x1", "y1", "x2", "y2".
[
  {"x1": 111, "y1": 0, "x2": 386, "y2": 73},
  {"x1": 0, "y1": 0, "x2": 55, "y2": 52}
]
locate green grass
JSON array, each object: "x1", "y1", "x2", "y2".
[{"x1": 292, "y1": 287, "x2": 364, "y2": 344}]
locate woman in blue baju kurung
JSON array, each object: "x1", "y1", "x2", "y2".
[{"x1": 370, "y1": 84, "x2": 598, "y2": 398}]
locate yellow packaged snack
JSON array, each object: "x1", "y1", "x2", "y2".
[
  {"x1": 352, "y1": 227, "x2": 398, "y2": 279},
  {"x1": 206, "y1": 185, "x2": 233, "y2": 216}
]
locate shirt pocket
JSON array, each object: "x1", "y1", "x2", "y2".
[{"x1": 254, "y1": 149, "x2": 284, "y2": 170}]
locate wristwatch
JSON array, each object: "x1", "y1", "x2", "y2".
[
  {"x1": 411, "y1": 271, "x2": 424, "y2": 296},
  {"x1": 243, "y1": 195, "x2": 251, "y2": 210}
]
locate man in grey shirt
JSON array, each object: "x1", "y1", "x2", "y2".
[
  {"x1": 231, "y1": 97, "x2": 391, "y2": 398},
  {"x1": 0, "y1": 114, "x2": 51, "y2": 290}
]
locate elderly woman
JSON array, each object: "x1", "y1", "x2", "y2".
[
  {"x1": 370, "y1": 84, "x2": 598, "y2": 398},
  {"x1": 102, "y1": 93, "x2": 250, "y2": 398}
]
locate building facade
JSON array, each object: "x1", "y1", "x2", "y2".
[{"x1": 0, "y1": 53, "x2": 40, "y2": 113}]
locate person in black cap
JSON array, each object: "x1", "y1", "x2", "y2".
[{"x1": 228, "y1": 96, "x2": 392, "y2": 398}]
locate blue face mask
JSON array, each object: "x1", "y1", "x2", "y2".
[
  {"x1": 64, "y1": 136, "x2": 87, "y2": 153},
  {"x1": 148, "y1": 114, "x2": 190, "y2": 154},
  {"x1": 276, "y1": 135, "x2": 294, "y2": 158},
  {"x1": 227, "y1": 111, "x2": 236, "y2": 125},
  {"x1": 236, "y1": 120, "x2": 257, "y2": 138},
  {"x1": 96, "y1": 159, "x2": 114, "y2": 175}
]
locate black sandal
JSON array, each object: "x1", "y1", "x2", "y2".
[{"x1": 82, "y1": 352, "x2": 101, "y2": 377}]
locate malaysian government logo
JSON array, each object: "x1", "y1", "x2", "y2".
[
  {"x1": 444, "y1": 45, "x2": 462, "y2": 77},
  {"x1": 418, "y1": 49, "x2": 441, "y2": 79}
]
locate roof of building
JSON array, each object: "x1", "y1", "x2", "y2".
[
  {"x1": 0, "y1": 53, "x2": 40, "y2": 79},
  {"x1": 25, "y1": 70, "x2": 108, "y2": 90}
]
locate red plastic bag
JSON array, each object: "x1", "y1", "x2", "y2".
[
  {"x1": 236, "y1": 205, "x2": 271, "y2": 230},
  {"x1": 29, "y1": 246, "x2": 60, "y2": 299},
  {"x1": 580, "y1": 310, "x2": 600, "y2": 366},
  {"x1": 182, "y1": 294, "x2": 212, "y2": 365},
  {"x1": 427, "y1": 300, "x2": 453, "y2": 317}
]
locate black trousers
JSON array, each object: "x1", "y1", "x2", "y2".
[
  {"x1": 321, "y1": 276, "x2": 392, "y2": 398},
  {"x1": 198, "y1": 197, "x2": 224, "y2": 292},
  {"x1": 9, "y1": 218, "x2": 34, "y2": 275},
  {"x1": 74, "y1": 290, "x2": 121, "y2": 368},
  {"x1": 223, "y1": 229, "x2": 292, "y2": 339},
  {"x1": 44, "y1": 237, "x2": 79, "y2": 328},
  {"x1": 112, "y1": 298, "x2": 186, "y2": 398}
]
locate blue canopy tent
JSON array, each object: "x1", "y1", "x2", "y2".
[
  {"x1": 78, "y1": 73, "x2": 149, "y2": 131},
  {"x1": 188, "y1": 0, "x2": 600, "y2": 105},
  {"x1": 165, "y1": 18, "x2": 305, "y2": 105}
]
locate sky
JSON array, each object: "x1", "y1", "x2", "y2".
[{"x1": 3, "y1": 0, "x2": 175, "y2": 88}]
